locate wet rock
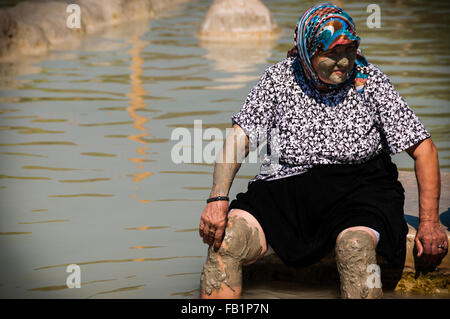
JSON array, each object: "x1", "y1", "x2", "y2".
[
  {"x1": 0, "y1": 0, "x2": 190, "y2": 60},
  {"x1": 199, "y1": 0, "x2": 280, "y2": 42}
]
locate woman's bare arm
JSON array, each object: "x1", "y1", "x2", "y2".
[
  {"x1": 210, "y1": 124, "x2": 250, "y2": 197},
  {"x1": 199, "y1": 124, "x2": 250, "y2": 249},
  {"x1": 406, "y1": 138, "x2": 448, "y2": 269}
]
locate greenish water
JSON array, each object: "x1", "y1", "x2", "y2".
[{"x1": 0, "y1": 0, "x2": 448, "y2": 298}]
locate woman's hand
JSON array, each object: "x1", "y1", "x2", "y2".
[
  {"x1": 199, "y1": 124, "x2": 249, "y2": 250},
  {"x1": 199, "y1": 201, "x2": 228, "y2": 250},
  {"x1": 406, "y1": 138, "x2": 447, "y2": 271},
  {"x1": 414, "y1": 221, "x2": 448, "y2": 271}
]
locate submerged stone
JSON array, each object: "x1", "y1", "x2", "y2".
[{"x1": 199, "y1": 0, "x2": 280, "y2": 42}]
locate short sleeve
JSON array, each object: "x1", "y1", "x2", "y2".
[
  {"x1": 231, "y1": 70, "x2": 276, "y2": 149},
  {"x1": 371, "y1": 70, "x2": 431, "y2": 155}
]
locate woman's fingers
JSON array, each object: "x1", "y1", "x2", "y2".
[
  {"x1": 421, "y1": 244, "x2": 432, "y2": 269},
  {"x1": 429, "y1": 230, "x2": 448, "y2": 266},
  {"x1": 203, "y1": 223, "x2": 211, "y2": 244},
  {"x1": 430, "y1": 242, "x2": 439, "y2": 266},
  {"x1": 415, "y1": 225, "x2": 449, "y2": 271},
  {"x1": 206, "y1": 226, "x2": 215, "y2": 246},
  {"x1": 415, "y1": 235, "x2": 432, "y2": 270},
  {"x1": 214, "y1": 227, "x2": 225, "y2": 251},
  {"x1": 199, "y1": 219, "x2": 205, "y2": 237},
  {"x1": 437, "y1": 233, "x2": 449, "y2": 259},
  {"x1": 441, "y1": 236, "x2": 449, "y2": 254},
  {"x1": 199, "y1": 201, "x2": 229, "y2": 246},
  {"x1": 415, "y1": 236, "x2": 423, "y2": 257}
]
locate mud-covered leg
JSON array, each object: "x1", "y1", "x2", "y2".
[
  {"x1": 200, "y1": 214, "x2": 265, "y2": 299},
  {"x1": 335, "y1": 229, "x2": 383, "y2": 299}
]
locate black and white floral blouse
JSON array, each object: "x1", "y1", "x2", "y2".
[{"x1": 231, "y1": 57, "x2": 430, "y2": 182}]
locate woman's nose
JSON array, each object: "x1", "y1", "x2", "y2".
[{"x1": 337, "y1": 56, "x2": 349, "y2": 68}]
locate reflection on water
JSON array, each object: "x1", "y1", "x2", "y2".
[
  {"x1": 33, "y1": 256, "x2": 204, "y2": 271},
  {"x1": 28, "y1": 278, "x2": 119, "y2": 292},
  {"x1": 48, "y1": 193, "x2": 114, "y2": 198},
  {"x1": 58, "y1": 178, "x2": 111, "y2": 183},
  {"x1": 170, "y1": 288, "x2": 200, "y2": 297},
  {"x1": 22, "y1": 166, "x2": 79, "y2": 171},
  {"x1": 130, "y1": 246, "x2": 166, "y2": 249},
  {"x1": 0, "y1": 141, "x2": 77, "y2": 146},
  {"x1": 127, "y1": 28, "x2": 154, "y2": 189},
  {"x1": 80, "y1": 152, "x2": 116, "y2": 157},
  {"x1": 0, "y1": 0, "x2": 449, "y2": 299},
  {"x1": 0, "y1": 175, "x2": 51, "y2": 180},
  {"x1": 199, "y1": 39, "x2": 276, "y2": 73},
  {"x1": 86, "y1": 285, "x2": 146, "y2": 299},
  {"x1": 0, "y1": 232, "x2": 32, "y2": 235},
  {"x1": 1, "y1": 152, "x2": 46, "y2": 157},
  {"x1": 19, "y1": 219, "x2": 69, "y2": 224},
  {"x1": 124, "y1": 226, "x2": 170, "y2": 230},
  {"x1": 174, "y1": 228, "x2": 199, "y2": 232}
]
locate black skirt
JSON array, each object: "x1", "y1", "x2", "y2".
[{"x1": 229, "y1": 153, "x2": 409, "y2": 268}]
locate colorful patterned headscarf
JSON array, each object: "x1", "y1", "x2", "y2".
[{"x1": 288, "y1": 3, "x2": 369, "y2": 93}]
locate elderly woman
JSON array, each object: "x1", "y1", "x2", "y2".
[{"x1": 198, "y1": 3, "x2": 448, "y2": 299}]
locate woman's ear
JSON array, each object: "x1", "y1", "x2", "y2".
[
  {"x1": 287, "y1": 47, "x2": 298, "y2": 58},
  {"x1": 310, "y1": 53, "x2": 320, "y2": 69}
]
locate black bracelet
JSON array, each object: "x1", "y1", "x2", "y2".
[{"x1": 206, "y1": 196, "x2": 229, "y2": 203}]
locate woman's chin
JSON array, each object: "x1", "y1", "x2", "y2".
[{"x1": 326, "y1": 73, "x2": 348, "y2": 85}]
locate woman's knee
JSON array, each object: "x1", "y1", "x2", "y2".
[
  {"x1": 227, "y1": 209, "x2": 267, "y2": 261},
  {"x1": 335, "y1": 228, "x2": 377, "y2": 261},
  {"x1": 335, "y1": 228, "x2": 382, "y2": 299},
  {"x1": 336, "y1": 226, "x2": 378, "y2": 247},
  {"x1": 200, "y1": 211, "x2": 266, "y2": 296}
]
